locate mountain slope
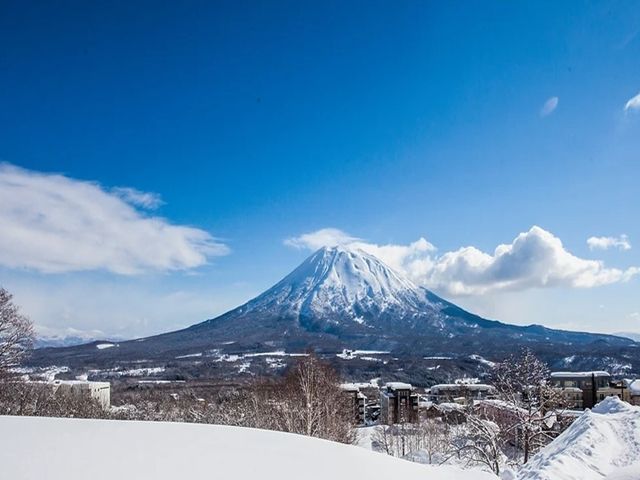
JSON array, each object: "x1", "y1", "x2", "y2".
[{"x1": 31, "y1": 246, "x2": 637, "y2": 370}]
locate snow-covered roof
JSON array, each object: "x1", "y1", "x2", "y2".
[
  {"x1": 50, "y1": 379, "x2": 110, "y2": 388},
  {"x1": 385, "y1": 382, "x2": 413, "y2": 390},
  {"x1": 340, "y1": 383, "x2": 361, "y2": 392},
  {"x1": 436, "y1": 402, "x2": 466, "y2": 412},
  {"x1": 431, "y1": 383, "x2": 494, "y2": 391},
  {"x1": 627, "y1": 379, "x2": 640, "y2": 395},
  {"x1": 48, "y1": 380, "x2": 111, "y2": 387},
  {"x1": 550, "y1": 371, "x2": 610, "y2": 378}
]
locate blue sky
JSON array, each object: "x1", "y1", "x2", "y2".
[{"x1": 1, "y1": 1, "x2": 639, "y2": 339}]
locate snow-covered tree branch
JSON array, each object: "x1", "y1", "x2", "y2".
[{"x1": 0, "y1": 288, "x2": 34, "y2": 378}]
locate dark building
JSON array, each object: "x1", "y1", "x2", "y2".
[
  {"x1": 551, "y1": 371, "x2": 611, "y2": 409},
  {"x1": 340, "y1": 384, "x2": 367, "y2": 425},
  {"x1": 379, "y1": 382, "x2": 419, "y2": 425}
]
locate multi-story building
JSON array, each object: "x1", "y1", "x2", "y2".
[
  {"x1": 550, "y1": 371, "x2": 611, "y2": 409},
  {"x1": 379, "y1": 382, "x2": 418, "y2": 425},
  {"x1": 428, "y1": 383, "x2": 495, "y2": 405},
  {"x1": 340, "y1": 384, "x2": 367, "y2": 425},
  {"x1": 595, "y1": 380, "x2": 631, "y2": 404},
  {"x1": 557, "y1": 386, "x2": 584, "y2": 409}
]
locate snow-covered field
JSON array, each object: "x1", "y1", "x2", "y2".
[
  {"x1": 0, "y1": 415, "x2": 497, "y2": 480},
  {"x1": 518, "y1": 397, "x2": 640, "y2": 480},
  {"x1": 3, "y1": 396, "x2": 638, "y2": 480}
]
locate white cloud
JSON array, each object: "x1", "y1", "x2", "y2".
[
  {"x1": 624, "y1": 92, "x2": 640, "y2": 112},
  {"x1": 587, "y1": 235, "x2": 631, "y2": 251},
  {"x1": 7, "y1": 277, "x2": 249, "y2": 339},
  {"x1": 421, "y1": 227, "x2": 638, "y2": 295},
  {"x1": 0, "y1": 163, "x2": 229, "y2": 274},
  {"x1": 284, "y1": 228, "x2": 361, "y2": 250},
  {"x1": 540, "y1": 96, "x2": 559, "y2": 117},
  {"x1": 285, "y1": 230, "x2": 436, "y2": 275},
  {"x1": 286, "y1": 226, "x2": 639, "y2": 296}
]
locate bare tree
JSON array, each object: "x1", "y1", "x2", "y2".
[
  {"x1": 0, "y1": 288, "x2": 34, "y2": 378},
  {"x1": 240, "y1": 355, "x2": 356, "y2": 444},
  {"x1": 420, "y1": 418, "x2": 450, "y2": 464},
  {"x1": 281, "y1": 355, "x2": 356, "y2": 443},
  {"x1": 451, "y1": 415, "x2": 503, "y2": 475},
  {"x1": 372, "y1": 418, "x2": 450, "y2": 461},
  {"x1": 372, "y1": 424, "x2": 397, "y2": 455},
  {"x1": 489, "y1": 348, "x2": 565, "y2": 464}
]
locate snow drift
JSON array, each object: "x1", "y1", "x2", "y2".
[
  {"x1": 517, "y1": 397, "x2": 640, "y2": 480},
  {"x1": 0, "y1": 415, "x2": 498, "y2": 480}
]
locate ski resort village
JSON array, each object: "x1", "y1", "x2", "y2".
[{"x1": 2, "y1": 2, "x2": 640, "y2": 480}]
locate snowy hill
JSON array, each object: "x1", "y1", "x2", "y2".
[
  {"x1": 0, "y1": 415, "x2": 497, "y2": 480},
  {"x1": 517, "y1": 397, "x2": 640, "y2": 480}
]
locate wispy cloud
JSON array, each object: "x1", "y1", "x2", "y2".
[
  {"x1": 587, "y1": 235, "x2": 631, "y2": 251},
  {"x1": 618, "y1": 28, "x2": 640, "y2": 49},
  {"x1": 624, "y1": 92, "x2": 640, "y2": 112},
  {"x1": 286, "y1": 226, "x2": 639, "y2": 296},
  {"x1": 0, "y1": 163, "x2": 229, "y2": 274},
  {"x1": 112, "y1": 187, "x2": 164, "y2": 209},
  {"x1": 540, "y1": 96, "x2": 559, "y2": 117}
]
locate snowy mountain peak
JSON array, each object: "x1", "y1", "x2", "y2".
[
  {"x1": 241, "y1": 246, "x2": 437, "y2": 324},
  {"x1": 301, "y1": 245, "x2": 421, "y2": 296}
]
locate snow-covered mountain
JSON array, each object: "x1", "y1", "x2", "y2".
[
  {"x1": 32, "y1": 246, "x2": 637, "y2": 373},
  {"x1": 236, "y1": 245, "x2": 444, "y2": 327}
]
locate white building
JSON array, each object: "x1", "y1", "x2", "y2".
[{"x1": 50, "y1": 380, "x2": 111, "y2": 409}]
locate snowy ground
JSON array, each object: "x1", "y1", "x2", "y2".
[
  {"x1": 0, "y1": 416, "x2": 497, "y2": 480},
  {"x1": 518, "y1": 397, "x2": 640, "y2": 480}
]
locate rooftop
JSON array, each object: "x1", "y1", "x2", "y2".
[
  {"x1": 50, "y1": 380, "x2": 110, "y2": 388},
  {"x1": 431, "y1": 383, "x2": 494, "y2": 391},
  {"x1": 385, "y1": 382, "x2": 413, "y2": 390},
  {"x1": 340, "y1": 383, "x2": 361, "y2": 392},
  {"x1": 550, "y1": 371, "x2": 610, "y2": 378}
]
